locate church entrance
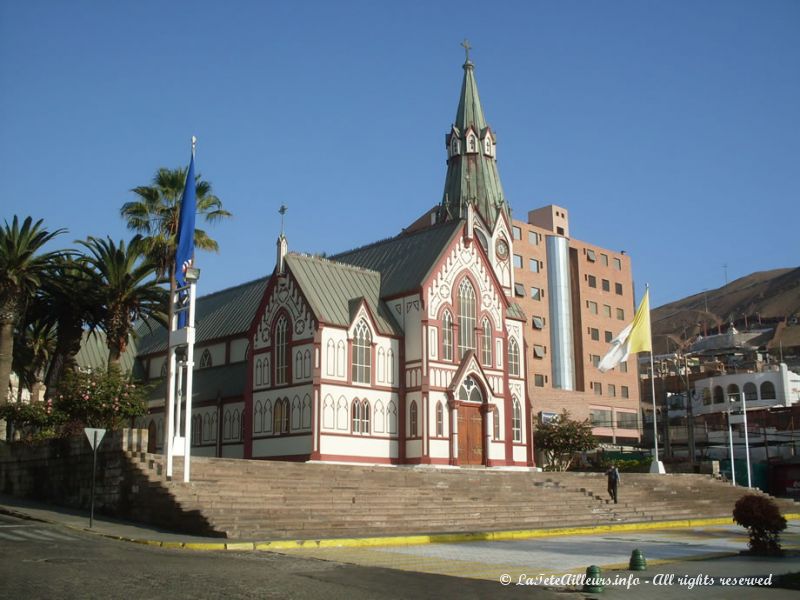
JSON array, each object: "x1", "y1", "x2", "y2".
[{"x1": 457, "y1": 404, "x2": 484, "y2": 466}]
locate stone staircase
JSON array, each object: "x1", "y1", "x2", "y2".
[{"x1": 122, "y1": 452, "x2": 799, "y2": 540}]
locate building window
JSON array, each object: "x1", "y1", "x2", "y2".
[
  {"x1": 352, "y1": 319, "x2": 372, "y2": 384},
  {"x1": 352, "y1": 399, "x2": 362, "y2": 433},
  {"x1": 602, "y1": 279, "x2": 610, "y2": 292},
  {"x1": 532, "y1": 316, "x2": 545, "y2": 329},
  {"x1": 589, "y1": 328, "x2": 600, "y2": 341},
  {"x1": 603, "y1": 304, "x2": 612, "y2": 318},
  {"x1": 588, "y1": 275, "x2": 597, "y2": 288},
  {"x1": 512, "y1": 398, "x2": 522, "y2": 442},
  {"x1": 481, "y1": 318, "x2": 492, "y2": 366},
  {"x1": 529, "y1": 258, "x2": 539, "y2": 272},
  {"x1": 275, "y1": 315, "x2": 288, "y2": 385},
  {"x1": 534, "y1": 374, "x2": 545, "y2": 387},
  {"x1": 513, "y1": 254, "x2": 522, "y2": 269},
  {"x1": 615, "y1": 282, "x2": 623, "y2": 295},
  {"x1": 531, "y1": 287, "x2": 542, "y2": 300},
  {"x1": 351, "y1": 400, "x2": 371, "y2": 434},
  {"x1": 616, "y1": 308, "x2": 625, "y2": 320},
  {"x1": 608, "y1": 384, "x2": 616, "y2": 397},
  {"x1": 492, "y1": 407, "x2": 500, "y2": 440},
  {"x1": 593, "y1": 382, "x2": 602, "y2": 395},
  {"x1": 590, "y1": 354, "x2": 600, "y2": 367},
  {"x1": 590, "y1": 408, "x2": 611, "y2": 427},
  {"x1": 588, "y1": 301, "x2": 598, "y2": 314},
  {"x1": 458, "y1": 280, "x2": 477, "y2": 358},
  {"x1": 458, "y1": 377, "x2": 483, "y2": 403},
  {"x1": 702, "y1": 388, "x2": 712, "y2": 405},
  {"x1": 601, "y1": 254, "x2": 609, "y2": 266},
  {"x1": 619, "y1": 361, "x2": 628, "y2": 373},
  {"x1": 760, "y1": 381, "x2": 777, "y2": 400},
  {"x1": 508, "y1": 338, "x2": 520, "y2": 376},
  {"x1": 409, "y1": 401, "x2": 418, "y2": 437},
  {"x1": 605, "y1": 330, "x2": 613, "y2": 343},
  {"x1": 621, "y1": 386, "x2": 629, "y2": 399},
  {"x1": 616, "y1": 411, "x2": 638, "y2": 429},
  {"x1": 273, "y1": 398, "x2": 289, "y2": 433},
  {"x1": 514, "y1": 283, "x2": 525, "y2": 297},
  {"x1": 528, "y1": 231, "x2": 539, "y2": 245},
  {"x1": 613, "y1": 257, "x2": 622, "y2": 270},
  {"x1": 743, "y1": 382, "x2": 757, "y2": 402},
  {"x1": 442, "y1": 310, "x2": 454, "y2": 361},
  {"x1": 436, "y1": 402, "x2": 444, "y2": 437},
  {"x1": 587, "y1": 249, "x2": 596, "y2": 262},
  {"x1": 713, "y1": 386, "x2": 724, "y2": 403},
  {"x1": 533, "y1": 344, "x2": 545, "y2": 359},
  {"x1": 727, "y1": 384, "x2": 741, "y2": 402},
  {"x1": 362, "y1": 400, "x2": 370, "y2": 434},
  {"x1": 199, "y1": 348, "x2": 212, "y2": 369},
  {"x1": 512, "y1": 226, "x2": 521, "y2": 240}
]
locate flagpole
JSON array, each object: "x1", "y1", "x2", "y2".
[{"x1": 646, "y1": 284, "x2": 665, "y2": 474}]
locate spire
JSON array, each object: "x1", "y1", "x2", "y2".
[{"x1": 439, "y1": 42, "x2": 509, "y2": 230}]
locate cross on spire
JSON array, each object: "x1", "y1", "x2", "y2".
[{"x1": 461, "y1": 39, "x2": 472, "y2": 63}]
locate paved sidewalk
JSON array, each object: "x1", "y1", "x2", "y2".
[{"x1": 1, "y1": 493, "x2": 798, "y2": 598}]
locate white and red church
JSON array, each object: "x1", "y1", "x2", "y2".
[{"x1": 135, "y1": 52, "x2": 533, "y2": 467}]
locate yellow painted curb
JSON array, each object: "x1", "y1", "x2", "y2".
[
  {"x1": 183, "y1": 542, "x2": 228, "y2": 551},
  {"x1": 160, "y1": 541, "x2": 185, "y2": 549},
  {"x1": 225, "y1": 542, "x2": 255, "y2": 551}
]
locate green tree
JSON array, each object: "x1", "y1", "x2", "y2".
[
  {"x1": 0, "y1": 216, "x2": 65, "y2": 405},
  {"x1": 79, "y1": 236, "x2": 167, "y2": 368},
  {"x1": 534, "y1": 409, "x2": 597, "y2": 471},
  {"x1": 120, "y1": 167, "x2": 231, "y2": 280},
  {"x1": 37, "y1": 255, "x2": 102, "y2": 396},
  {"x1": 11, "y1": 315, "x2": 56, "y2": 403}
]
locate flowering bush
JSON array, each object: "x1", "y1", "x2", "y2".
[
  {"x1": 54, "y1": 367, "x2": 148, "y2": 433},
  {"x1": 0, "y1": 400, "x2": 61, "y2": 441}
]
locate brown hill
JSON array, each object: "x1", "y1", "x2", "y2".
[{"x1": 651, "y1": 267, "x2": 800, "y2": 353}]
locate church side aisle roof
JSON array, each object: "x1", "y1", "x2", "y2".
[{"x1": 134, "y1": 276, "x2": 269, "y2": 356}]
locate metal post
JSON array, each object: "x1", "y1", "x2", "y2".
[
  {"x1": 742, "y1": 391, "x2": 752, "y2": 488},
  {"x1": 649, "y1": 353, "x2": 664, "y2": 473},
  {"x1": 727, "y1": 411, "x2": 736, "y2": 486},
  {"x1": 183, "y1": 280, "x2": 197, "y2": 482},
  {"x1": 90, "y1": 431, "x2": 97, "y2": 528}
]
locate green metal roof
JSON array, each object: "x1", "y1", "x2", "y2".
[
  {"x1": 440, "y1": 58, "x2": 510, "y2": 231},
  {"x1": 147, "y1": 362, "x2": 247, "y2": 402},
  {"x1": 331, "y1": 220, "x2": 463, "y2": 298},
  {"x1": 135, "y1": 277, "x2": 269, "y2": 356},
  {"x1": 285, "y1": 254, "x2": 401, "y2": 335},
  {"x1": 75, "y1": 330, "x2": 137, "y2": 374}
]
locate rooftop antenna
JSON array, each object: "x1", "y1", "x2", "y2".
[{"x1": 279, "y1": 204, "x2": 287, "y2": 236}]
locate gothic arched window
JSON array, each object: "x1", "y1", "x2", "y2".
[
  {"x1": 409, "y1": 401, "x2": 418, "y2": 437},
  {"x1": 508, "y1": 338, "x2": 520, "y2": 376},
  {"x1": 442, "y1": 310, "x2": 454, "y2": 361},
  {"x1": 458, "y1": 280, "x2": 476, "y2": 358},
  {"x1": 481, "y1": 318, "x2": 492, "y2": 367},
  {"x1": 436, "y1": 401, "x2": 444, "y2": 437},
  {"x1": 274, "y1": 315, "x2": 288, "y2": 385},
  {"x1": 199, "y1": 348, "x2": 212, "y2": 369},
  {"x1": 352, "y1": 319, "x2": 372, "y2": 384},
  {"x1": 760, "y1": 381, "x2": 777, "y2": 400},
  {"x1": 512, "y1": 397, "x2": 522, "y2": 442}
]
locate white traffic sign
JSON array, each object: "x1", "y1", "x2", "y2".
[{"x1": 84, "y1": 428, "x2": 106, "y2": 450}]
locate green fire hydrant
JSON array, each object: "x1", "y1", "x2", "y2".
[
  {"x1": 583, "y1": 565, "x2": 604, "y2": 593},
  {"x1": 629, "y1": 549, "x2": 647, "y2": 571}
]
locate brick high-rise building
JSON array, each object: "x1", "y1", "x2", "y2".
[{"x1": 511, "y1": 205, "x2": 641, "y2": 444}]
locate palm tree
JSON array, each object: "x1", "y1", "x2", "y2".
[
  {"x1": 36, "y1": 256, "x2": 102, "y2": 396},
  {"x1": 79, "y1": 236, "x2": 168, "y2": 368},
  {"x1": 0, "y1": 216, "x2": 65, "y2": 404},
  {"x1": 12, "y1": 316, "x2": 56, "y2": 403},
  {"x1": 120, "y1": 167, "x2": 231, "y2": 281}
]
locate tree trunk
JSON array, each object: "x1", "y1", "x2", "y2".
[
  {"x1": 0, "y1": 319, "x2": 15, "y2": 406},
  {"x1": 44, "y1": 321, "x2": 84, "y2": 399}
]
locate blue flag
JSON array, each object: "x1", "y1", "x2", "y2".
[{"x1": 175, "y1": 152, "x2": 196, "y2": 328}]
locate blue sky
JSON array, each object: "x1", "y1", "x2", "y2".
[{"x1": 2, "y1": 1, "x2": 798, "y2": 308}]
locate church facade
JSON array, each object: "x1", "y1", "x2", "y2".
[{"x1": 135, "y1": 52, "x2": 534, "y2": 467}]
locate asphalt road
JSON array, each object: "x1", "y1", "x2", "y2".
[{"x1": 0, "y1": 514, "x2": 571, "y2": 600}]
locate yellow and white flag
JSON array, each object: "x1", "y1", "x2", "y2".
[{"x1": 598, "y1": 288, "x2": 652, "y2": 372}]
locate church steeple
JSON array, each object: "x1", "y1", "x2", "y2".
[{"x1": 439, "y1": 42, "x2": 509, "y2": 231}]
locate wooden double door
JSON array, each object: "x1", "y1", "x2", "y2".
[{"x1": 457, "y1": 404, "x2": 484, "y2": 465}]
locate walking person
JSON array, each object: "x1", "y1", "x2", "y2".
[{"x1": 606, "y1": 463, "x2": 620, "y2": 504}]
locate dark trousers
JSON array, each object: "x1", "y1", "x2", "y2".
[{"x1": 608, "y1": 481, "x2": 618, "y2": 503}]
